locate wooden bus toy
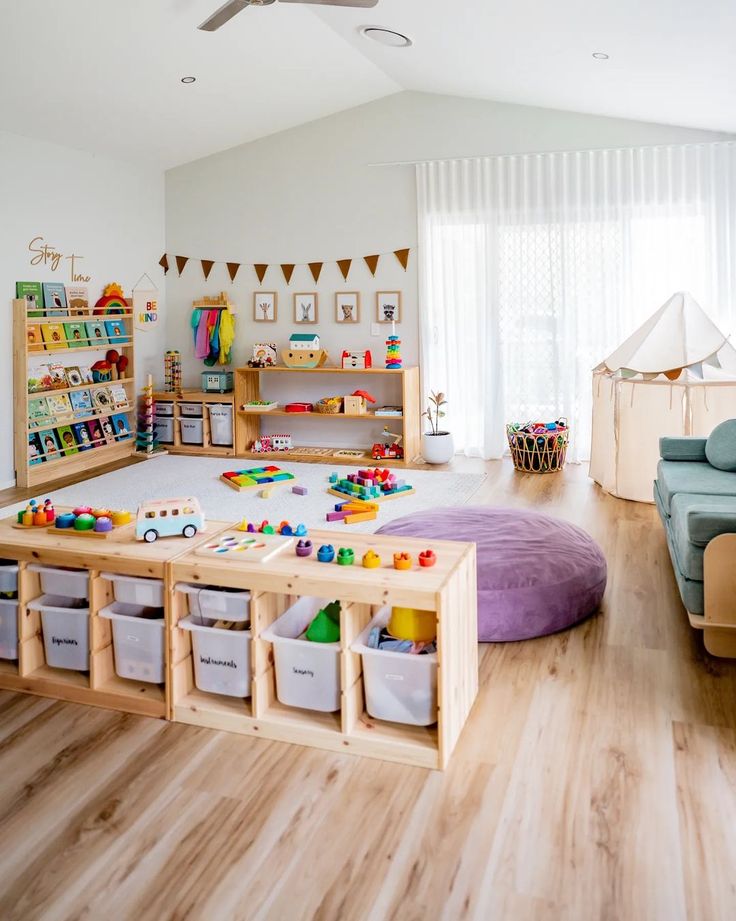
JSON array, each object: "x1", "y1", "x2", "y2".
[{"x1": 135, "y1": 497, "x2": 205, "y2": 543}]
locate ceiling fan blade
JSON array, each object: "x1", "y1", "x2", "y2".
[
  {"x1": 198, "y1": 0, "x2": 251, "y2": 32},
  {"x1": 278, "y1": 0, "x2": 379, "y2": 7}
]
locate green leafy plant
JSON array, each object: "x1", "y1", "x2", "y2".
[{"x1": 422, "y1": 390, "x2": 448, "y2": 435}]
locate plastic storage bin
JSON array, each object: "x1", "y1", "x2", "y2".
[
  {"x1": 208, "y1": 404, "x2": 233, "y2": 447},
  {"x1": 101, "y1": 573, "x2": 165, "y2": 608},
  {"x1": 351, "y1": 607, "x2": 438, "y2": 726},
  {"x1": 154, "y1": 414, "x2": 174, "y2": 444},
  {"x1": 179, "y1": 616, "x2": 252, "y2": 697},
  {"x1": 0, "y1": 598, "x2": 19, "y2": 660},
  {"x1": 261, "y1": 597, "x2": 341, "y2": 713},
  {"x1": 99, "y1": 602, "x2": 165, "y2": 683},
  {"x1": 180, "y1": 418, "x2": 204, "y2": 445},
  {"x1": 28, "y1": 595, "x2": 90, "y2": 671},
  {"x1": 179, "y1": 402, "x2": 203, "y2": 418},
  {"x1": 154, "y1": 401, "x2": 175, "y2": 417},
  {"x1": 28, "y1": 564, "x2": 88, "y2": 600},
  {"x1": 0, "y1": 562, "x2": 19, "y2": 597},
  {"x1": 176, "y1": 583, "x2": 251, "y2": 623}
]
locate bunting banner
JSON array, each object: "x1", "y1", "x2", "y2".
[
  {"x1": 337, "y1": 259, "x2": 352, "y2": 281},
  {"x1": 393, "y1": 248, "x2": 410, "y2": 271},
  {"x1": 280, "y1": 264, "x2": 296, "y2": 285},
  {"x1": 175, "y1": 255, "x2": 189, "y2": 276},
  {"x1": 201, "y1": 259, "x2": 215, "y2": 281},
  {"x1": 158, "y1": 254, "x2": 169, "y2": 275},
  {"x1": 254, "y1": 264, "x2": 268, "y2": 284},
  {"x1": 226, "y1": 262, "x2": 241, "y2": 282},
  {"x1": 364, "y1": 254, "x2": 380, "y2": 277},
  {"x1": 308, "y1": 262, "x2": 324, "y2": 284}
]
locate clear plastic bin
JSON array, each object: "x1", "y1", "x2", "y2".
[
  {"x1": 351, "y1": 607, "x2": 438, "y2": 727},
  {"x1": 28, "y1": 564, "x2": 88, "y2": 600},
  {"x1": 261, "y1": 597, "x2": 341, "y2": 713},
  {"x1": 154, "y1": 401, "x2": 175, "y2": 417},
  {"x1": 101, "y1": 573, "x2": 164, "y2": 608},
  {"x1": 99, "y1": 602, "x2": 165, "y2": 683},
  {"x1": 176, "y1": 583, "x2": 251, "y2": 624},
  {"x1": 28, "y1": 594, "x2": 90, "y2": 671},
  {"x1": 179, "y1": 402, "x2": 203, "y2": 418},
  {"x1": 179, "y1": 615, "x2": 252, "y2": 698},
  {"x1": 155, "y1": 414, "x2": 174, "y2": 444},
  {"x1": 180, "y1": 418, "x2": 204, "y2": 445},
  {"x1": 0, "y1": 562, "x2": 18, "y2": 597},
  {"x1": 208, "y1": 404, "x2": 233, "y2": 447},
  {"x1": 0, "y1": 598, "x2": 19, "y2": 660}
]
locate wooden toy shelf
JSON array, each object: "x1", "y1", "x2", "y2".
[
  {"x1": 234, "y1": 365, "x2": 420, "y2": 468},
  {"x1": 151, "y1": 390, "x2": 236, "y2": 457}
]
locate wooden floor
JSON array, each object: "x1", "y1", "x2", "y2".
[{"x1": 1, "y1": 459, "x2": 735, "y2": 921}]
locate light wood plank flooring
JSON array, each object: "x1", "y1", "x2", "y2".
[{"x1": 1, "y1": 459, "x2": 735, "y2": 921}]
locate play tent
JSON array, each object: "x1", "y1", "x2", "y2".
[{"x1": 589, "y1": 292, "x2": 736, "y2": 502}]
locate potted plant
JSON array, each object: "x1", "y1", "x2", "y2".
[{"x1": 422, "y1": 391, "x2": 454, "y2": 464}]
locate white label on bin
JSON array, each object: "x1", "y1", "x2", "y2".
[
  {"x1": 385, "y1": 673, "x2": 404, "y2": 681},
  {"x1": 126, "y1": 634, "x2": 141, "y2": 643},
  {"x1": 293, "y1": 667, "x2": 314, "y2": 678},
  {"x1": 199, "y1": 655, "x2": 237, "y2": 669},
  {"x1": 52, "y1": 636, "x2": 78, "y2": 646}
]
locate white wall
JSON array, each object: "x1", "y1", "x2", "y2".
[{"x1": 0, "y1": 130, "x2": 166, "y2": 487}]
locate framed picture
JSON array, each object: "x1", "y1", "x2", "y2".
[
  {"x1": 335, "y1": 292, "x2": 360, "y2": 324},
  {"x1": 294, "y1": 293, "x2": 318, "y2": 324},
  {"x1": 376, "y1": 291, "x2": 402, "y2": 324},
  {"x1": 253, "y1": 292, "x2": 277, "y2": 322}
]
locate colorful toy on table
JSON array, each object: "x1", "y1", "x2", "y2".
[
  {"x1": 135, "y1": 497, "x2": 204, "y2": 543},
  {"x1": 317, "y1": 544, "x2": 335, "y2": 563},
  {"x1": 220, "y1": 465, "x2": 296, "y2": 492},
  {"x1": 16, "y1": 498, "x2": 55, "y2": 528},
  {"x1": 327, "y1": 500, "x2": 380, "y2": 525},
  {"x1": 337, "y1": 547, "x2": 355, "y2": 566},
  {"x1": 251, "y1": 435, "x2": 292, "y2": 453},
  {"x1": 327, "y1": 468, "x2": 414, "y2": 504},
  {"x1": 393, "y1": 552, "x2": 412, "y2": 571},
  {"x1": 295, "y1": 539, "x2": 313, "y2": 557},
  {"x1": 362, "y1": 550, "x2": 381, "y2": 568},
  {"x1": 48, "y1": 505, "x2": 132, "y2": 535},
  {"x1": 305, "y1": 601, "x2": 341, "y2": 643},
  {"x1": 418, "y1": 549, "x2": 437, "y2": 568},
  {"x1": 195, "y1": 531, "x2": 292, "y2": 562}
]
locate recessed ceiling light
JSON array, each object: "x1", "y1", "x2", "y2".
[
  {"x1": 359, "y1": 26, "x2": 412, "y2": 48},
  {"x1": 592, "y1": 52, "x2": 609, "y2": 60},
  {"x1": 181, "y1": 76, "x2": 196, "y2": 84}
]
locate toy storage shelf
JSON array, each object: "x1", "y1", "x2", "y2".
[
  {"x1": 152, "y1": 390, "x2": 235, "y2": 457},
  {"x1": 234, "y1": 365, "x2": 420, "y2": 468},
  {"x1": 14, "y1": 299, "x2": 136, "y2": 488}
]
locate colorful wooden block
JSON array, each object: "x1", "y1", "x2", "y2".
[{"x1": 221, "y1": 466, "x2": 296, "y2": 492}]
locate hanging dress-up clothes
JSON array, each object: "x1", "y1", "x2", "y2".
[{"x1": 192, "y1": 303, "x2": 236, "y2": 365}]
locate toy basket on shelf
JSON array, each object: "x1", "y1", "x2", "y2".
[
  {"x1": 314, "y1": 397, "x2": 343, "y2": 414},
  {"x1": 506, "y1": 420, "x2": 569, "y2": 473}
]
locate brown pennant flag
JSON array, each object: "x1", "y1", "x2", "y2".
[
  {"x1": 393, "y1": 248, "x2": 410, "y2": 271},
  {"x1": 158, "y1": 254, "x2": 169, "y2": 275},
  {"x1": 175, "y1": 255, "x2": 189, "y2": 276},
  {"x1": 336, "y1": 259, "x2": 352, "y2": 281},
  {"x1": 254, "y1": 264, "x2": 268, "y2": 284},
  {"x1": 308, "y1": 262, "x2": 323, "y2": 284},
  {"x1": 281, "y1": 264, "x2": 296, "y2": 285},
  {"x1": 201, "y1": 259, "x2": 215, "y2": 281},
  {"x1": 364, "y1": 254, "x2": 380, "y2": 276},
  {"x1": 226, "y1": 262, "x2": 241, "y2": 283}
]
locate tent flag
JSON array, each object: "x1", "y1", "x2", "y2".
[
  {"x1": 175, "y1": 255, "x2": 189, "y2": 276},
  {"x1": 308, "y1": 262, "x2": 323, "y2": 284},
  {"x1": 337, "y1": 259, "x2": 352, "y2": 281},
  {"x1": 281, "y1": 264, "x2": 295, "y2": 285},
  {"x1": 226, "y1": 262, "x2": 241, "y2": 282},
  {"x1": 201, "y1": 259, "x2": 215, "y2": 280},
  {"x1": 393, "y1": 248, "x2": 410, "y2": 270},
  {"x1": 254, "y1": 264, "x2": 268, "y2": 284},
  {"x1": 158, "y1": 254, "x2": 169, "y2": 275},
  {"x1": 364, "y1": 254, "x2": 380, "y2": 276}
]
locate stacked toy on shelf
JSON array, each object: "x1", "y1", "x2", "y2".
[{"x1": 385, "y1": 334, "x2": 402, "y2": 369}]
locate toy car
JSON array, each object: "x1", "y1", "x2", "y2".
[{"x1": 371, "y1": 442, "x2": 404, "y2": 460}]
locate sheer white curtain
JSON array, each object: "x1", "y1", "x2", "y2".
[{"x1": 416, "y1": 143, "x2": 736, "y2": 461}]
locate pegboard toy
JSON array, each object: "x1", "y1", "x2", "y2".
[
  {"x1": 362, "y1": 550, "x2": 381, "y2": 569},
  {"x1": 418, "y1": 549, "x2": 437, "y2": 568},
  {"x1": 296, "y1": 539, "x2": 313, "y2": 557},
  {"x1": 195, "y1": 531, "x2": 293, "y2": 563},
  {"x1": 393, "y1": 552, "x2": 413, "y2": 571},
  {"x1": 317, "y1": 544, "x2": 335, "y2": 563},
  {"x1": 14, "y1": 499, "x2": 132, "y2": 538},
  {"x1": 327, "y1": 468, "x2": 414, "y2": 504},
  {"x1": 221, "y1": 465, "x2": 296, "y2": 492}
]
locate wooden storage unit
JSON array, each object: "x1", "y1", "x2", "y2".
[
  {"x1": 14, "y1": 299, "x2": 136, "y2": 488},
  {"x1": 152, "y1": 390, "x2": 236, "y2": 457},
  {"x1": 169, "y1": 528, "x2": 478, "y2": 769},
  {"x1": 234, "y1": 365, "x2": 421, "y2": 467}
]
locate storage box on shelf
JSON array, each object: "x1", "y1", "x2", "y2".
[
  {"x1": 151, "y1": 391, "x2": 235, "y2": 456},
  {"x1": 234, "y1": 365, "x2": 420, "y2": 468}
]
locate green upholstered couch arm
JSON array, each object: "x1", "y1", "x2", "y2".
[{"x1": 660, "y1": 436, "x2": 708, "y2": 462}]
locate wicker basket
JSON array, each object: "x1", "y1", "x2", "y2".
[
  {"x1": 506, "y1": 421, "x2": 569, "y2": 473},
  {"x1": 314, "y1": 397, "x2": 343, "y2": 414}
]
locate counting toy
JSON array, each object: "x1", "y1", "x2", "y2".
[
  {"x1": 13, "y1": 499, "x2": 132, "y2": 538},
  {"x1": 362, "y1": 550, "x2": 381, "y2": 568},
  {"x1": 221, "y1": 465, "x2": 296, "y2": 492},
  {"x1": 327, "y1": 468, "x2": 414, "y2": 504},
  {"x1": 195, "y1": 531, "x2": 293, "y2": 563},
  {"x1": 326, "y1": 500, "x2": 380, "y2": 525},
  {"x1": 317, "y1": 544, "x2": 335, "y2": 563},
  {"x1": 296, "y1": 539, "x2": 313, "y2": 557},
  {"x1": 393, "y1": 552, "x2": 413, "y2": 571},
  {"x1": 337, "y1": 547, "x2": 355, "y2": 566},
  {"x1": 418, "y1": 550, "x2": 437, "y2": 568}
]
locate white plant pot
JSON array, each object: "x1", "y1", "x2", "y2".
[{"x1": 422, "y1": 432, "x2": 455, "y2": 465}]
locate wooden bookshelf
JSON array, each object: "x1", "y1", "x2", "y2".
[
  {"x1": 14, "y1": 299, "x2": 136, "y2": 488},
  {"x1": 151, "y1": 390, "x2": 236, "y2": 457}
]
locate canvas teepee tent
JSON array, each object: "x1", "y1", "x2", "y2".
[{"x1": 589, "y1": 292, "x2": 736, "y2": 502}]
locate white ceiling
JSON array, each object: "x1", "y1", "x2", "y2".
[{"x1": 1, "y1": 0, "x2": 734, "y2": 169}]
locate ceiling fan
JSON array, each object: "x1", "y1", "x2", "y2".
[{"x1": 198, "y1": 0, "x2": 378, "y2": 32}]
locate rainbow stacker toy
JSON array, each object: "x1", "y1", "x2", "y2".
[
  {"x1": 221, "y1": 465, "x2": 296, "y2": 492},
  {"x1": 327, "y1": 468, "x2": 414, "y2": 504}
]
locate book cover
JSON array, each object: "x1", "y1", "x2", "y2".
[
  {"x1": 65, "y1": 285, "x2": 89, "y2": 316},
  {"x1": 46, "y1": 392, "x2": 74, "y2": 418},
  {"x1": 85, "y1": 320, "x2": 108, "y2": 346},
  {"x1": 56, "y1": 425, "x2": 79, "y2": 456},
  {"x1": 27, "y1": 364, "x2": 53, "y2": 393},
  {"x1": 111, "y1": 412, "x2": 132, "y2": 440},
  {"x1": 104, "y1": 318, "x2": 127, "y2": 344},
  {"x1": 72, "y1": 422, "x2": 92, "y2": 450},
  {"x1": 77, "y1": 364, "x2": 94, "y2": 384},
  {"x1": 86, "y1": 419, "x2": 105, "y2": 447},
  {"x1": 64, "y1": 366, "x2": 84, "y2": 388},
  {"x1": 26, "y1": 323, "x2": 45, "y2": 352},
  {"x1": 63, "y1": 321, "x2": 86, "y2": 346},
  {"x1": 69, "y1": 389, "x2": 93, "y2": 417},
  {"x1": 108, "y1": 383, "x2": 128, "y2": 408},
  {"x1": 99, "y1": 416, "x2": 117, "y2": 444},
  {"x1": 40, "y1": 323, "x2": 67, "y2": 350},
  {"x1": 42, "y1": 282, "x2": 68, "y2": 316},
  {"x1": 46, "y1": 363, "x2": 68, "y2": 389},
  {"x1": 28, "y1": 432, "x2": 45, "y2": 465},
  {"x1": 16, "y1": 281, "x2": 44, "y2": 317},
  {"x1": 374, "y1": 406, "x2": 403, "y2": 416},
  {"x1": 28, "y1": 397, "x2": 49, "y2": 429},
  {"x1": 93, "y1": 387, "x2": 114, "y2": 413},
  {"x1": 38, "y1": 428, "x2": 61, "y2": 459}
]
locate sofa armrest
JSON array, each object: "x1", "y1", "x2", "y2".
[
  {"x1": 660, "y1": 436, "x2": 708, "y2": 462},
  {"x1": 686, "y1": 506, "x2": 736, "y2": 547}
]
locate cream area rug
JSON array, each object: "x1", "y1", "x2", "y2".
[{"x1": 5, "y1": 456, "x2": 486, "y2": 534}]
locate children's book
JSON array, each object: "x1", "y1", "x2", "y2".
[
  {"x1": 26, "y1": 323, "x2": 45, "y2": 352},
  {"x1": 85, "y1": 320, "x2": 108, "y2": 346},
  {"x1": 27, "y1": 364, "x2": 53, "y2": 393},
  {"x1": 38, "y1": 428, "x2": 61, "y2": 459},
  {"x1": 93, "y1": 387, "x2": 114, "y2": 413},
  {"x1": 77, "y1": 364, "x2": 94, "y2": 384},
  {"x1": 16, "y1": 282, "x2": 44, "y2": 317},
  {"x1": 64, "y1": 366, "x2": 84, "y2": 388},
  {"x1": 46, "y1": 393, "x2": 74, "y2": 419},
  {"x1": 56, "y1": 425, "x2": 79, "y2": 456},
  {"x1": 111, "y1": 412, "x2": 132, "y2": 440},
  {"x1": 69, "y1": 389, "x2": 93, "y2": 418},
  {"x1": 104, "y1": 319, "x2": 127, "y2": 344},
  {"x1": 72, "y1": 421, "x2": 92, "y2": 450},
  {"x1": 28, "y1": 397, "x2": 50, "y2": 429},
  {"x1": 86, "y1": 419, "x2": 105, "y2": 447},
  {"x1": 28, "y1": 432, "x2": 45, "y2": 465},
  {"x1": 63, "y1": 321, "x2": 87, "y2": 346},
  {"x1": 41, "y1": 323, "x2": 67, "y2": 350},
  {"x1": 98, "y1": 416, "x2": 117, "y2": 444},
  {"x1": 42, "y1": 282, "x2": 67, "y2": 316},
  {"x1": 108, "y1": 383, "x2": 129, "y2": 408},
  {"x1": 65, "y1": 285, "x2": 89, "y2": 316},
  {"x1": 46, "y1": 363, "x2": 69, "y2": 389}
]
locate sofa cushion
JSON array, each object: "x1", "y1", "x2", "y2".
[
  {"x1": 670, "y1": 493, "x2": 736, "y2": 548},
  {"x1": 656, "y1": 459, "x2": 736, "y2": 514},
  {"x1": 660, "y1": 436, "x2": 708, "y2": 462},
  {"x1": 705, "y1": 419, "x2": 736, "y2": 471}
]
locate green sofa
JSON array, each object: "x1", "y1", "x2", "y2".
[{"x1": 654, "y1": 426, "x2": 736, "y2": 616}]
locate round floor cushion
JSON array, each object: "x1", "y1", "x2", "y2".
[{"x1": 377, "y1": 506, "x2": 607, "y2": 642}]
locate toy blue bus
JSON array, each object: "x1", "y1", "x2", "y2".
[{"x1": 135, "y1": 497, "x2": 205, "y2": 543}]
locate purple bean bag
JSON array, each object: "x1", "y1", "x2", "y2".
[{"x1": 377, "y1": 507, "x2": 607, "y2": 642}]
